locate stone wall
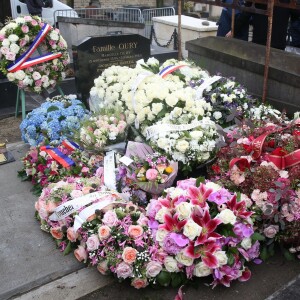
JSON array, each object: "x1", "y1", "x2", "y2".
[{"x1": 186, "y1": 36, "x2": 300, "y2": 115}]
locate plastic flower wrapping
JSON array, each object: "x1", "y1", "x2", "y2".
[
  {"x1": 123, "y1": 142, "x2": 178, "y2": 196},
  {"x1": 18, "y1": 142, "x2": 104, "y2": 195},
  {"x1": 73, "y1": 109, "x2": 128, "y2": 152},
  {"x1": 20, "y1": 95, "x2": 89, "y2": 146},
  {"x1": 0, "y1": 16, "x2": 70, "y2": 93},
  {"x1": 208, "y1": 119, "x2": 300, "y2": 259}
]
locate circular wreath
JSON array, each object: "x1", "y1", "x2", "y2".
[{"x1": 0, "y1": 16, "x2": 69, "y2": 93}]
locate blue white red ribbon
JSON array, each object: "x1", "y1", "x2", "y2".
[
  {"x1": 62, "y1": 140, "x2": 81, "y2": 151},
  {"x1": 40, "y1": 145, "x2": 75, "y2": 168},
  {"x1": 7, "y1": 23, "x2": 62, "y2": 73},
  {"x1": 159, "y1": 64, "x2": 187, "y2": 78}
]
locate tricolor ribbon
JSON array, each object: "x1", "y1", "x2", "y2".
[
  {"x1": 62, "y1": 140, "x2": 81, "y2": 152},
  {"x1": 7, "y1": 23, "x2": 62, "y2": 73},
  {"x1": 40, "y1": 145, "x2": 75, "y2": 168},
  {"x1": 159, "y1": 64, "x2": 187, "y2": 78}
]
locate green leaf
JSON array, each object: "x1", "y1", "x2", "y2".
[
  {"x1": 47, "y1": 106, "x2": 59, "y2": 112},
  {"x1": 157, "y1": 271, "x2": 171, "y2": 287},
  {"x1": 260, "y1": 246, "x2": 268, "y2": 261},
  {"x1": 63, "y1": 241, "x2": 73, "y2": 255},
  {"x1": 251, "y1": 232, "x2": 266, "y2": 241},
  {"x1": 171, "y1": 273, "x2": 183, "y2": 288},
  {"x1": 196, "y1": 176, "x2": 205, "y2": 187},
  {"x1": 282, "y1": 248, "x2": 295, "y2": 261}
]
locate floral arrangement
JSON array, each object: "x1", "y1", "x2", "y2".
[
  {"x1": 18, "y1": 143, "x2": 104, "y2": 195},
  {"x1": 126, "y1": 151, "x2": 178, "y2": 195},
  {"x1": 208, "y1": 119, "x2": 300, "y2": 259},
  {"x1": 146, "y1": 178, "x2": 260, "y2": 287},
  {"x1": 147, "y1": 116, "x2": 218, "y2": 173},
  {"x1": 20, "y1": 95, "x2": 89, "y2": 146},
  {"x1": 73, "y1": 110, "x2": 128, "y2": 152},
  {"x1": 0, "y1": 16, "x2": 69, "y2": 93},
  {"x1": 76, "y1": 203, "x2": 163, "y2": 289},
  {"x1": 35, "y1": 176, "x2": 106, "y2": 254}
]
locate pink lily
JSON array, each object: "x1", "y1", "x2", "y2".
[
  {"x1": 160, "y1": 213, "x2": 187, "y2": 232},
  {"x1": 227, "y1": 194, "x2": 253, "y2": 219},
  {"x1": 187, "y1": 183, "x2": 213, "y2": 207}
]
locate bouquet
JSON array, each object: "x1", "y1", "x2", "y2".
[
  {"x1": 20, "y1": 95, "x2": 89, "y2": 146},
  {"x1": 73, "y1": 110, "x2": 128, "y2": 152},
  {"x1": 75, "y1": 204, "x2": 164, "y2": 289},
  {"x1": 124, "y1": 142, "x2": 178, "y2": 195},
  {"x1": 146, "y1": 178, "x2": 260, "y2": 287},
  {"x1": 208, "y1": 119, "x2": 300, "y2": 259},
  {"x1": 0, "y1": 16, "x2": 69, "y2": 93},
  {"x1": 147, "y1": 116, "x2": 218, "y2": 173},
  {"x1": 35, "y1": 176, "x2": 106, "y2": 254},
  {"x1": 18, "y1": 142, "x2": 103, "y2": 195}
]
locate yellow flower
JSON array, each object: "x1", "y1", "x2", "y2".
[{"x1": 165, "y1": 166, "x2": 173, "y2": 174}]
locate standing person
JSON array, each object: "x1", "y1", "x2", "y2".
[
  {"x1": 217, "y1": 0, "x2": 249, "y2": 41},
  {"x1": 25, "y1": 0, "x2": 44, "y2": 17},
  {"x1": 289, "y1": 14, "x2": 300, "y2": 48}
]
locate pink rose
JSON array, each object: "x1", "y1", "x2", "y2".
[
  {"x1": 128, "y1": 225, "x2": 144, "y2": 238},
  {"x1": 31, "y1": 20, "x2": 38, "y2": 26},
  {"x1": 67, "y1": 227, "x2": 78, "y2": 242},
  {"x1": 70, "y1": 189, "x2": 84, "y2": 199},
  {"x1": 102, "y1": 210, "x2": 118, "y2": 227},
  {"x1": 263, "y1": 225, "x2": 279, "y2": 238},
  {"x1": 146, "y1": 199, "x2": 162, "y2": 219},
  {"x1": 115, "y1": 262, "x2": 133, "y2": 279},
  {"x1": 131, "y1": 278, "x2": 148, "y2": 289},
  {"x1": 81, "y1": 167, "x2": 90, "y2": 173},
  {"x1": 146, "y1": 261, "x2": 162, "y2": 278},
  {"x1": 146, "y1": 169, "x2": 158, "y2": 181},
  {"x1": 24, "y1": 16, "x2": 32, "y2": 21},
  {"x1": 122, "y1": 247, "x2": 138, "y2": 264},
  {"x1": 74, "y1": 245, "x2": 87, "y2": 262},
  {"x1": 97, "y1": 260, "x2": 108, "y2": 275},
  {"x1": 35, "y1": 80, "x2": 42, "y2": 87},
  {"x1": 50, "y1": 227, "x2": 63, "y2": 240},
  {"x1": 86, "y1": 234, "x2": 100, "y2": 251},
  {"x1": 0, "y1": 34, "x2": 5, "y2": 41},
  {"x1": 1, "y1": 47, "x2": 9, "y2": 55},
  {"x1": 45, "y1": 201, "x2": 58, "y2": 213},
  {"x1": 21, "y1": 25, "x2": 29, "y2": 33},
  {"x1": 5, "y1": 51, "x2": 16, "y2": 61},
  {"x1": 98, "y1": 225, "x2": 111, "y2": 241}
]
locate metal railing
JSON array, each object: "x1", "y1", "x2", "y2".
[{"x1": 53, "y1": 7, "x2": 175, "y2": 38}]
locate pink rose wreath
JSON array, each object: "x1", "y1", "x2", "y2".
[{"x1": 0, "y1": 15, "x2": 70, "y2": 93}]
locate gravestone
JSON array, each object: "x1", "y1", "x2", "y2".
[{"x1": 73, "y1": 34, "x2": 150, "y2": 103}]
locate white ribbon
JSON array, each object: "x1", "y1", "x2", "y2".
[
  {"x1": 145, "y1": 121, "x2": 204, "y2": 140},
  {"x1": 195, "y1": 76, "x2": 222, "y2": 100},
  {"x1": 49, "y1": 191, "x2": 119, "y2": 221},
  {"x1": 104, "y1": 151, "x2": 117, "y2": 190}
]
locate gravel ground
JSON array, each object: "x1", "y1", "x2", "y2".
[{"x1": 0, "y1": 116, "x2": 22, "y2": 144}]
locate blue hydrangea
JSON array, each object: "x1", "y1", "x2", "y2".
[{"x1": 20, "y1": 96, "x2": 90, "y2": 146}]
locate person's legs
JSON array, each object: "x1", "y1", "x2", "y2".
[{"x1": 217, "y1": 10, "x2": 232, "y2": 37}]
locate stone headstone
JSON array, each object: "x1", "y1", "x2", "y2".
[{"x1": 73, "y1": 34, "x2": 150, "y2": 102}]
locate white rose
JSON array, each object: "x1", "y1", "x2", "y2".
[
  {"x1": 213, "y1": 111, "x2": 222, "y2": 120},
  {"x1": 8, "y1": 34, "x2": 19, "y2": 42},
  {"x1": 190, "y1": 130, "x2": 203, "y2": 139},
  {"x1": 175, "y1": 251, "x2": 194, "y2": 266},
  {"x1": 32, "y1": 72, "x2": 41, "y2": 80},
  {"x1": 172, "y1": 107, "x2": 183, "y2": 117},
  {"x1": 157, "y1": 138, "x2": 168, "y2": 149},
  {"x1": 175, "y1": 202, "x2": 192, "y2": 220},
  {"x1": 2, "y1": 39, "x2": 10, "y2": 47},
  {"x1": 205, "y1": 181, "x2": 222, "y2": 192},
  {"x1": 9, "y1": 43, "x2": 20, "y2": 54},
  {"x1": 155, "y1": 207, "x2": 171, "y2": 223},
  {"x1": 147, "y1": 57, "x2": 159, "y2": 66},
  {"x1": 152, "y1": 102, "x2": 163, "y2": 115},
  {"x1": 217, "y1": 209, "x2": 237, "y2": 225},
  {"x1": 7, "y1": 72, "x2": 15, "y2": 81},
  {"x1": 156, "y1": 228, "x2": 168, "y2": 245},
  {"x1": 164, "y1": 256, "x2": 179, "y2": 272},
  {"x1": 165, "y1": 94, "x2": 178, "y2": 107},
  {"x1": 176, "y1": 140, "x2": 189, "y2": 153},
  {"x1": 50, "y1": 31, "x2": 59, "y2": 41},
  {"x1": 183, "y1": 219, "x2": 202, "y2": 240},
  {"x1": 15, "y1": 70, "x2": 25, "y2": 80},
  {"x1": 193, "y1": 261, "x2": 212, "y2": 277},
  {"x1": 215, "y1": 251, "x2": 228, "y2": 266},
  {"x1": 241, "y1": 237, "x2": 252, "y2": 250}
]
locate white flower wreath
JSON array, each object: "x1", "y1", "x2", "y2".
[{"x1": 0, "y1": 16, "x2": 70, "y2": 93}]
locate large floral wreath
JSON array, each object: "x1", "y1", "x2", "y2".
[{"x1": 0, "y1": 16, "x2": 69, "y2": 93}]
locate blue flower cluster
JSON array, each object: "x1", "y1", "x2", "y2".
[{"x1": 20, "y1": 97, "x2": 90, "y2": 146}]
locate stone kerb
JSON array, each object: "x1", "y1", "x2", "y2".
[{"x1": 186, "y1": 36, "x2": 300, "y2": 115}]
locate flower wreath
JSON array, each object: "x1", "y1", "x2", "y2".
[{"x1": 0, "y1": 16, "x2": 70, "y2": 93}]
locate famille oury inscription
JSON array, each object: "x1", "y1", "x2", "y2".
[{"x1": 73, "y1": 34, "x2": 150, "y2": 102}]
